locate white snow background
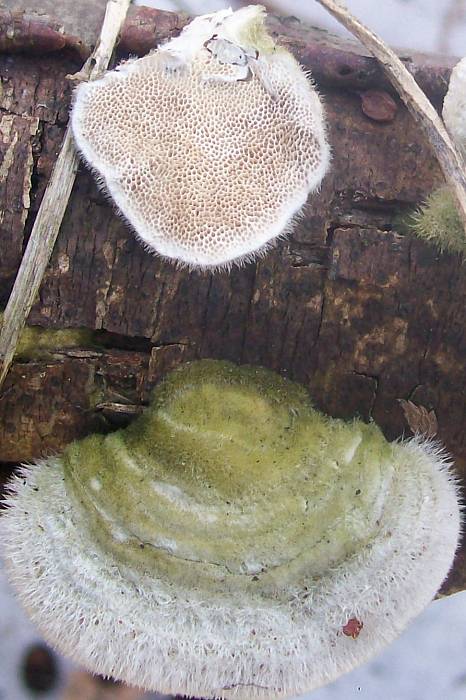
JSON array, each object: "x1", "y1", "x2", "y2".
[{"x1": 1, "y1": 0, "x2": 466, "y2": 698}]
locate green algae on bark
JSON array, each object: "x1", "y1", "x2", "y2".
[{"x1": 0, "y1": 312, "x2": 95, "y2": 360}]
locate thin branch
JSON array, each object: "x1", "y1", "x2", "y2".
[
  {"x1": 0, "y1": 0, "x2": 132, "y2": 388},
  {"x1": 315, "y1": 0, "x2": 466, "y2": 233}
]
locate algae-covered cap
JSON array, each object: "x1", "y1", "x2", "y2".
[{"x1": 1, "y1": 360, "x2": 460, "y2": 699}]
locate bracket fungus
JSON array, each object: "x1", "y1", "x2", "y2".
[
  {"x1": 71, "y1": 6, "x2": 330, "y2": 268},
  {"x1": 443, "y1": 56, "x2": 466, "y2": 153},
  {"x1": 1, "y1": 360, "x2": 461, "y2": 699}
]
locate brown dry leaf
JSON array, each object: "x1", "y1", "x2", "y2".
[{"x1": 398, "y1": 399, "x2": 438, "y2": 438}]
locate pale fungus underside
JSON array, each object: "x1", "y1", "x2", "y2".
[
  {"x1": 71, "y1": 6, "x2": 330, "y2": 268},
  {"x1": 2, "y1": 360, "x2": 460, "y2": 699},
  {"x1": 443, "y1": 57, "x2": 466, "y2": 154}
]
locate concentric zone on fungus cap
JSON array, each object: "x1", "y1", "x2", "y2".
[
  {"x1": 71, "y1": 6, "x2": 330, "y2": 268},
  {"x1": 2, "y1": 360, "x2": 461, "y2": 699}
]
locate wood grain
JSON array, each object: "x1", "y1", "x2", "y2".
[{"x1": 0, "y1": 0, "x2": 132, "y2": 387}]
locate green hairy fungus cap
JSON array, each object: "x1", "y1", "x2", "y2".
[
  {"x1": 2, "y1": 360, "x2": 460, "y2": 699},
  {"x1": 408, "y1": 186, "x2": 465, "y2": 256}
]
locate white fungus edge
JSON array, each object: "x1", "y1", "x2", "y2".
[{"x1": 0, "y1": 435, "x2": 461, "y2": 700}]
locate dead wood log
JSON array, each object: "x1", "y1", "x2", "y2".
[{"x1": 0, "y1": 5, "x2": 464, "y2": 595}]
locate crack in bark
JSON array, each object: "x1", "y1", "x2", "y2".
[
  {"x1": 240, "y1": 262, "x2": 258, "y2": 363},
  {"x1": 352, "y1": 370, "x2": 380, "y2": 419},
  {"x1": 22, "y1": 120, "x2": 45, "y2": 254},
  {"x1": 200, "y1": 275, "x2": 214, "y2": 357},
  {"x1": 313, "y1": 282, "x2": 328, "y2": 350}
]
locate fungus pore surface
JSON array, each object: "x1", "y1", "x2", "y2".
[
  {"x1": 2, "y1": 360, "x2": 460, "y2": 700},
  {"x1": 71, "y1": 6, "x2": 330, "y2": 268}
]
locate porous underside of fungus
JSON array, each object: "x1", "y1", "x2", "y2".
[
  {"x1": 2, "y1": 360, "x2": 460, "y2": 700},
  {"x1": 71, "y1": 6, "x2": 330, "y2": 268}
]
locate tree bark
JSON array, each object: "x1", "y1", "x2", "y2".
[{"x1": 0, "y1": 5, "x2": 464, "y2": 595}]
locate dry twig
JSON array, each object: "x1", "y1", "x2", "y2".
[
  {"x1": 0, "y1": 0, "x2": 132, "y2": 388},
  {"x1": 315, "y1": 0, "x2": 466, "y2": 236}
]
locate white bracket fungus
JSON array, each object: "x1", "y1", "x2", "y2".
[
  {"x1": 71, "y1": 6, "x2": 330, "y2": 269},
  {"x1": 1, "y1": 360, "x2": 460, "y2": 699},
  {"x1": 443, "y1": 57, "x2": 466, "y2": 154}
]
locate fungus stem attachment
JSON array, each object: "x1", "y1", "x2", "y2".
[
  {"x1": 314, "y1": 0, "x2": 466, "y2": 234},
  {"x1": 0, "y1": 0, "x2": 132, "y2": 389}
]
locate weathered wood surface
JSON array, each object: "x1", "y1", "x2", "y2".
[
  {"x1": 0, "y1": 0, "x2": 132, "y2": 387},
  {"x1": 0, "y1": 6, "x2": 464, "y2": 594},
  {"x1": 316, "y1": 0, "x2": 466, "y2": 235}
]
